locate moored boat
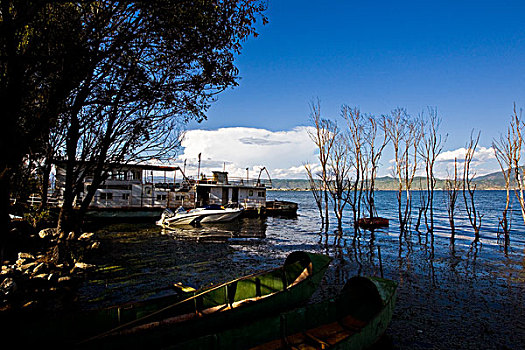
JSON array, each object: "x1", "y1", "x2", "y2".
[
  {"x1": 77, "y1": 251, "x2": 330, "y2": 348},
  {"x1": 156, "y1": 204, "x2": 244, "y2": 226},
  {"x1": 265, "y1": 200, "x2": 298, "y2": 217},
  {"x1": 175, "y1": 275, "x2": 397, "y2": 350},
  {"x1": 357, "y1": 217, "x2": 389, "y2": 229}
]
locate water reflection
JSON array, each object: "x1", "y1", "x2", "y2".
[
  {"x1": 79, "y1": 190, "x2": 525, "y2": 349},
  {"x1": 159, "y1": 217, "x2": 267, "y2": 243}
]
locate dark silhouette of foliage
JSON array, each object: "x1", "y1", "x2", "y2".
[{"x1": 1, "y1": 1, "x2": 267, "y2": 260}]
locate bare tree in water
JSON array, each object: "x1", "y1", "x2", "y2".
[
  {"x1": 307, "y1": 100, "x2": 337, "y2": 229},
  {"x1": 414, "y1": 177, "x2": 428, "y2": 233},
  {"x1": 462, "y1": 130, "x2": 483, "y2": 240},
  {"x1": 493, "y1": 104, "x2": 525, "y2": 247},
  {"x1": 507, "y1": 106, "x2": 525, "y2": 226},
  {"x1": 419, "y1": 108, "x2": 445, "y2": 233},
  {"x1": 304, "y1": 162, "x2": 324, "y2": 225},
  {"x1": 363, "y1": 115, "x2": 389, "y2": 220},
  {"x1": 493, "y1": 121, "x2": 515, "y2": 245},
  {"x1": 445, "y1": 158, "x2": 460, "y2": 242},
  {"x1": 342, "y1": 106, "x2": 366, "y2": 229},
  {"x1": 385, "y1": 108, "x2": 422, "y2": 234},
  {"x1": 326, "y1": 130, "x2": 352, "y2": 231}
]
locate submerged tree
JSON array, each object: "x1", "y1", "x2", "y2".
[
  {"x1": 342, "y1": 106, "x2": 389, "y2": 229},
  {"x1": 326, "y1": 129, "x2": 352, "y2": 232},
  {"x1": 307, "y1": 100, "x2": 338, "y2": 229},
  {"x1": 492, "y1": 104, "x2": 525, "y2": 247},
  {"x1": 462, "y1": 130, "x2": 483, "y2": 239},
  {"x1": 342, "y1": 105, "x2": 366, "y2": 229},
  {"x1": 304, "y1": 162, "x2": 324, "y2": 225},
  {"x1": 419, "y1": 108, "x2": 445, "y2": 233},
  {"x1": 363, "y1": 115, "x2": 389, "y2": 220},
  {"x1": 506, "y1": 106, "x2": 525, "y2": 226},
  {"x1": 445, "y1": 158, "x2": 460, "y2": 241},
  {"x1": 384, "y1": 108, "x2": 422, "y2": 235},
  {"x1": 493, "y1": 120, "x2": 515, "y2": 244},
  {"x1": 414, "y1": 177, "x2": 428, "y2": 233}
]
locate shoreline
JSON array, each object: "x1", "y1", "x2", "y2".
[
  {"x1": 2, "y1": 190, "x2": 524, "y2": 349},
  {"x1": 268, "y1": 188, "x2": 511, "y2": 191}
]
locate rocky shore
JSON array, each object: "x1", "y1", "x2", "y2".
[{"x1": 0, "y1": 222, "x2": 100, "y2": 313}]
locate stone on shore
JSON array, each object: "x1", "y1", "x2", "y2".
[
  {"x1": 38, "y1": 227, "x2": 59, "y2": 239},
  {"x1": 0, "y1": 277, "x2": 17, "y2": 296},
  {"x1": 78, "y1": 232, "x2": 95, "y2": 241}
]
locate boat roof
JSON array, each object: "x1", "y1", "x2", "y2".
[
  {"x1": 196, "y1": 183, "x2": 268, "y2": 189},
  {"x1": 53, "y1": 160, "x2": 180, "y2": 171}
]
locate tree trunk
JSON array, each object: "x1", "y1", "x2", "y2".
[
  {"x1": 57, "y1": 111, "x2": 81, "y2": 239},
  {"x1": 39, "y1": 159, "x2": 52, "y2": 211},
  {"x1": 0, "y1": 169, "x2": 10, "y2": 262}
]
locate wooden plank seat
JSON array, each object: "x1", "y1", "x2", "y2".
[{"x1": 250, "y1": 315, "x2": 367, "y2": 350}]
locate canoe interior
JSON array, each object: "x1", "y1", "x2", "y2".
[{"x1": 250, "y1": 277, "x2": 388, "y2": 350}]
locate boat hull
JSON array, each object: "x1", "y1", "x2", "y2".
[
  {"x1": 157, "y1": 207, "x2": 244, "y2": 226},
  {"x1": 77, "y1": 251, "x2": 330, "y2": 348},
  {"x1": 160, "y1": 212, "x2": 200, "y2": 225},
  {"x1": 198, "y1": 209, "x2": 243, "y2": 223},
  {"x1": 265, "y1": 200, "x2": 298, "y2": 217},
  {"x1": 357, "y1": 217, "x2": 389, "y2": 229}
]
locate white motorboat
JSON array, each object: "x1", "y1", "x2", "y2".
[{"x1": 156, "y1": 204, "x2": 244, "y2": 226}]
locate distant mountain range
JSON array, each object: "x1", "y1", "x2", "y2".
[{"x1": 270, "y1": 169, "x2": 515, "y2": 191}]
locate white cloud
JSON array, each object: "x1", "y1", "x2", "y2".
[
  {"x1": 166, "y1": 127, "x2": 502, "y2": 180},
  {"x1": 173, "y1": 127, "x2": 318, "y2": 179},
  {"x1": 434, "y1": 146, "x2": 499, "y2": 178},
  {"x1": 437, "y1": 146, "x2": 495, "y2": 163},
  {"x1": 378, "y1": 146, "x2": 499, "y2": 179}
]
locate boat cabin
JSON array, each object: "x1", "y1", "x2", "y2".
[
  {"x1": 52, "y1": 163, "x2": 270, "y2": 216},
  {"x1": 53, "y1": 162, "x2": 182, "y2": 210},
  {"x1": 194, "y1": 171, "x2": 267, "y2": 212}
]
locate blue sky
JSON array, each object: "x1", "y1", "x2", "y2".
[{"x1": 180, "y1": 1, "x2": 525, "y2": 179}]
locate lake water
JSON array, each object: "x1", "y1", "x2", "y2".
[{"x1": 80, "y1": 190, "x2": 525, "y2": 349}]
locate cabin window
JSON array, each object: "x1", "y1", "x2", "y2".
[
  {"x1": 157, "y1": 194, "x2": 167, "y2": 201},
  {"x1": 258, "y1": 191, "x2": 265, "y2": 197},
  {"x1": 122, "y1": 193, "x2": 130, "y2": 200},
  {"x1": 113, "y1": 171, "x2": 127, "y2": 180},
  {"x1": 100, "y1": 192, "x2": 113, "y2": 200},
  {"x1": 249, "y1": 190, "x2": 253, "y2": 196}
]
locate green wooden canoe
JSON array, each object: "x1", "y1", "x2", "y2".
[
  {"x1": 173, "y1": 276, "x2": 397, "y2": 350},
  {"x1": 66, "y1": 251, "x2": 330, "y2": 348}
]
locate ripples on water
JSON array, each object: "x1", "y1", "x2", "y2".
[{"x1": 81, "y1": 190, "x2": 525, "y2": 349}]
